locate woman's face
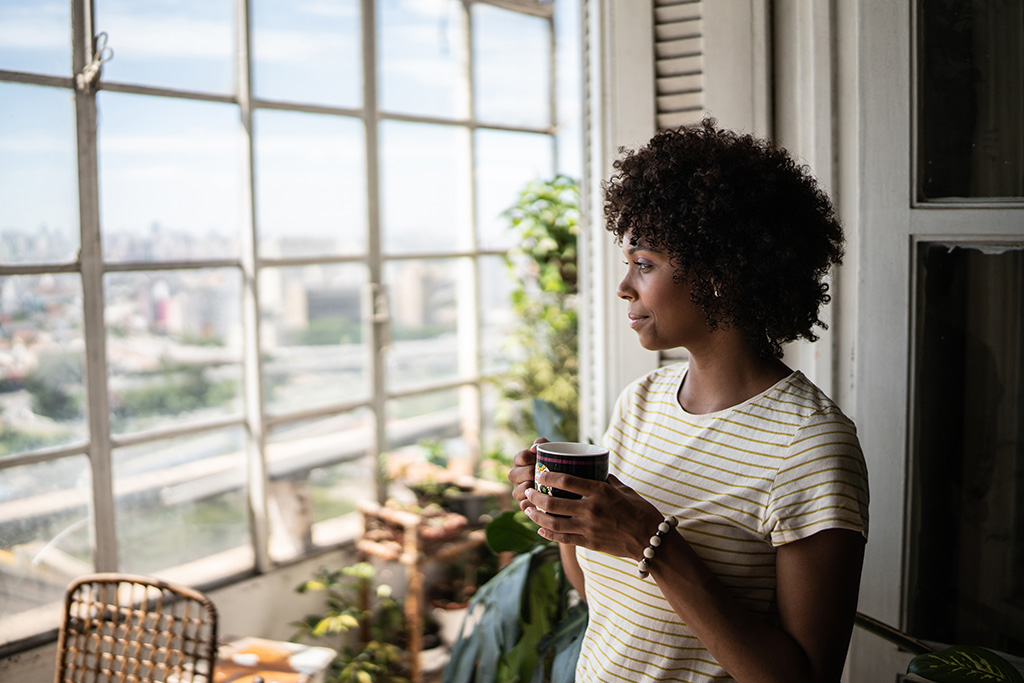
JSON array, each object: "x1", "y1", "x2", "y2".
[{"x1": 616, "y1": 237, "x2": 709, "y2": 351}]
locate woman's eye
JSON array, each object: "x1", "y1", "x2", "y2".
[{"x1": 636, "y1": 261, "x2": 652, "y2": 272}]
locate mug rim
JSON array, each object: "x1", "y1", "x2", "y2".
[{"x1": 536, "y1": 441, "x2": 608, "y2": 457}]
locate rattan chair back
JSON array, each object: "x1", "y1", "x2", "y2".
[{"x1": 54, "y1": 573, "x2": 218, "y2": 683}]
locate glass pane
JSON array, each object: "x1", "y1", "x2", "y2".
[
  {"x1": 98, "y1": 93, "x2": 242, "y2": 262},
  {"x1": 385, "y1": 259, "x2": 458, "y2": 392},
  {"x1": 475, "y1": 129, "x2": 553, "y2": 250},
  {"x1": 479, "y1": 254, "x2": 518, "y2": 376},
  {"x1": 0, "y1": 274, "x2": 87, "y2": 454},
  {"x1": 113, "y1": 429, "x2": 252, "y2": 578},
  {"x1": 481, "y1": 382, "x2": 517, "y2": 481},
  {"x1": 378, "y1": 0, "x2": 468, "y2": 119},
  {"x1": 472, "y1": 4, "x2": 550, "y2": 128},
  {"x1": 386, "y1": 388, "x2": 462, "y2": 464},
  {"x1": 379, "y1": 121, "x2": 471, "y2": 254},
  {"x1": 252, "y1": 0, "x2": 361, "y2": 108},
  {"x1": 265, "y1": 409, "x2": 374, "y2": 561},
  {"x1": 95, "y1": 0, "x2": 234, "y2": 94},
  {"x1": 908, "y1": 242, "x2": 1024, "y2": 653},
  {"x1": 0, "y1": 456, "x2": 92, "y2": 644},
  {"x1": 0, "y1": 0, "x2": 72, "y2": 76},
  {"x1": 254, "y1": 110, "x2": 366, "y2": 258},
  {"x1": 918, "y1": 0, "x2": 1024, "y2": 200},
  {"x1": 259, "y1": 264, "x2": 368, "y2": 415},
  {"x1": 0, "y1": 83, "x2": 79, "y2": 265},
  {"x1": 105, "y1": 269, "x2": 243, "y2": 435}
]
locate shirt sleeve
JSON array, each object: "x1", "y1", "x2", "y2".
[{"x1": 765, "y1": 408, "x2": 870, "y2": 546}]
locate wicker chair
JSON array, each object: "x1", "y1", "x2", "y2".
[{"x1": 54, "y1": 573, "x2": 218, "y2": 683}]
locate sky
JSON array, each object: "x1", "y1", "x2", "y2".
[{"x1": 0, "y1": 0, "x2": 568, "y2": 261}]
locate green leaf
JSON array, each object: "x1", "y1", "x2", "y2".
[
  {"x1": 908, "y1": 645, "x2": 1024, "y2": 683},
  {"x1": 486, "y1": 510, "x2": 547, "y2": 554}
]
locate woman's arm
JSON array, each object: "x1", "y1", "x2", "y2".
[
  {"x1": 525, "y1": 473, "x2": 865, "y2": 683},
  {"x1": 559, "y1": 542, "x2": 586, "y2": 603}
]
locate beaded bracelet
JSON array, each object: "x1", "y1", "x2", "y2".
[{"x1": 637, "y1": 515, "x2": 678, "y2": 579}]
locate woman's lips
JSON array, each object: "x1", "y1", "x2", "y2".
[{"x1": 629, "y1": 314, "x2": 648, "y2": 329}]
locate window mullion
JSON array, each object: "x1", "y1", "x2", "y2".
[
  {"x1": 235, "y1": 0, "x2": 271, "y2": 573},
  {"x1": 73, "y1": 0, "x2": 117, "y2": 572},
  {"x1": 361, "y1": 0, "x2": 388, "y2": 504}
]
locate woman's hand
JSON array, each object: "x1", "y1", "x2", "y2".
[
  {"x1": 524, "y1": 471, "x2": 664, "y2": 561},
  {"x1": 508, "y1": 438, "x2": 546, "y2": 512}
]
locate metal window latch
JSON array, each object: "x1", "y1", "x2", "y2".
[
  {"x1": 364, "y1": 283, "x2": 392, "y2": 350},
  {"x1": 76, "y1": 32, "x2": 113, "y2": 94}
]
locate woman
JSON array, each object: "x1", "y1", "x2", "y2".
[{"x1": 508, "y1": 119, "x2": 869, "y2": 683}]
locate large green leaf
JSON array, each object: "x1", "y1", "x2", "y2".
[
  {"x1": 908, "y1": 645, "x2": 1024, "y2": 683},
  {"x1": 486, "y1": 510, "x2": 547, "y2": 554}
]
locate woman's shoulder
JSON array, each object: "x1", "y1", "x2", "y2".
[
  {"x1": 757, "y1": 370, "x2": 858, "y2": 432},
  {"x1": 623, "y1": 361, "x2": 687, "y2": 397}
]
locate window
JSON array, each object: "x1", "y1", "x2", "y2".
[
  {"x1": 0, "y1": 0, "x2": 573, "y2": 650},
  {"x1": 917, "y1": 0, "x2": 1024, "y2": 201},
  {"x1": 908, "y1": 243, "x2": 1024, "y2": 654}
]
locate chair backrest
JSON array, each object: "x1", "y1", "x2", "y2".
[{"x1": 54, "y1": 573, "x2": 218, "y2": 683}]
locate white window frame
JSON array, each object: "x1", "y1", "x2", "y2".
[{"x1": 0, "y1": 0, "x2": 567, "y2": 653}]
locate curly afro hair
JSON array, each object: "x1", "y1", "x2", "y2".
[{"x1": 603, "y1": 118, "x2": 844, "y2": 359}]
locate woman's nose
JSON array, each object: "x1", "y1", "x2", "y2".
[{"x1": 617, "y1": 274, "x2": 634, "y2": 301}]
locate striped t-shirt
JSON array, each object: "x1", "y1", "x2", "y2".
[{"x1": 575, "y1": 363, "x2": 869, "y2": 683}]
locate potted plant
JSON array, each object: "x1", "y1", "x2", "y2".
[
  {"x1": 293, "y1": 562, "x2": 413, "y2": 683},
  {"x1": 442, "y1": 511, "x2": 588, "y2": 683},
  {"x1": 496, "y1": 175, "x2": 580, "y2": 444}
]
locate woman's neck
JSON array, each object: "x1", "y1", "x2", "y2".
[{"x1": 677, "y1": 334, "x2": 791, "y2": 415}]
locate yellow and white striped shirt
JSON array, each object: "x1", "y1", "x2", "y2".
[{"x1": 576, "y1": 363, "x2": 869, "y2": 683}]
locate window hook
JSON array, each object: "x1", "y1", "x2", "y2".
[{"x1": 76, "y1": 31, "x2": 114, "y2": 94}]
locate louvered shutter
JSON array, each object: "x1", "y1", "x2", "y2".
[{"x1": 655, "y1": 0, "x2": 703, "y2": 130}]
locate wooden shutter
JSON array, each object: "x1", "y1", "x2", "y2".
[{"x1": 655, "y1": 0, "x2": 703, "y2": 131}]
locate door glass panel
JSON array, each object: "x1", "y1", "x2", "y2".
[
  {"x1": 97, "y1": 93, "x2": 242, "y2": 262},
  {"x1": 379, "y1": 121, "x2": 471, "y2": 254},
  {"x1": 385, "y1": 259, "x2": 458, "y2": 392},
  {"x1": 0, "y1": 0, "x2": 71, "y2": 77},
  {"x1": 251, "y1": 0, "x2": 361, "y2": 108},
  {"x1": 475, "y1": 129, "x2": 553, "y2": 250},
  {"x1": 472, "y1": 3, "x2": 550, "y2": 128},
  {"x1": 259, "y1": 264, "x2": 369, "y2": 415},
  {"x1": 378, "y1": 0, "x2": 468, "y2": 119},
  {"x1": 266, "y1": 409, "x2": 374, "y2": 561},
  {"x1": 254, "y1": 110, "x2": 366, "y2": 258},
  {"x1": 95, "y1": 0, "x2": 234, "y2": 94},
  {"x1": 918, "y1": 0, "x2": 1024, "y2": 200},
  {"x1": 908, "y1": 242, "x2": 1024, "y2": 653},
  {"x1": 0, "y1": 455, "x2": 92, "y2": 644},
  {"x1": 105, "y1": 269, "x2": 243, "y2": 435},
  {"x1": 0, "y1": 83, "x2": 79, "y2": 265},
  {"x1": 0, "y1": 274, "x2": 87, "y2": 453},
  {"x1": 386, "y1": 388, "x2": 463, "y2": 469},
  {"x1": 113, "y1": 429, "x2": 252, "y2": 579}
]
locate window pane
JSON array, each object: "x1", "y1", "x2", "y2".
[
  {"x1": 0, "y1": 455, "x2": 92, "y2": 644},
  {"x1": 908, "y1": 243, "x2": 1024, "y2": 652},
  {"x1": 266, "y1": 409, "x2": 374, "y2": 561},
  {"x1": 0, "y1": 0, "x2": 71, "y2": 76},
  {"x1": 918, "y1": 0, "x2": 1024, "y2": 200},
  {"x1": 479, "y1": 254, "x2": 517, "y2": 376},
  {"x1": 386, "y1": 389, "x2": 462, "y2": 459},
  {"x1": 113, "y1": 429, "x2": 252, "y2": 578},
  {"x1": 0, "y1": 83, "x2": 79, "y2": 265},
  {"x1": 105, "y1": 269, "x2": 243, "y2": 435},
  {"x1": 472, "y1": 4, "x2": 550, "y2": 128},
  {"x1": 95, "y1": 0, "x2": 234, "y2": 94},
  {"x1": 254, "y1": 110, "x2": 367, "y2": 258},
  {"x1": 475, "y1": 129, "x2": 553, "y2": 250},
  {"x1": 259, "y1": 264, "x2": 368, "y2": 415},
  {"x1": 386, "y1": 259, "x2": 458, "y2": 392},
  {"x1": 252, "y1": 0, "x2": 361, "y2": 108},
  {"x1": 0, "y1": 274, "x2": 87, "y2": 454},
  {"x1": 98, "y1": 93, "x2": 242, "y2": 262},
  {"x1": 379, "y1": 121, "x2": 471, "y2": 254},
  {"x1": 378, "y1": 0, "x2": 468, "y2": 119}
]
